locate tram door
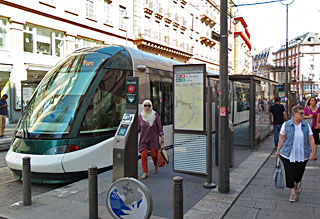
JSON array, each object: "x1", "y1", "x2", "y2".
[{"x1": 150, "y1": 72, "x2": 173, "y2": 126}]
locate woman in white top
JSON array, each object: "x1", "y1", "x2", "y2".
[{"x1": 276, "y1": 105, "x2": 316, "y2": 202}]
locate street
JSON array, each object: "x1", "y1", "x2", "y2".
[{"x1": 0, "y1": 151, "x2": 62, "y2": 208}]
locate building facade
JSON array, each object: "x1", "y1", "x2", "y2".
[
  {"x1": 0, "y1": 0, "x2": 238, "y2": 122},
  {"x1": 234, "y1": 16, "x2": 251, "y2": 75},
  {"x1": 273, "y1": 32, "x2": 320, "y2": 99}
]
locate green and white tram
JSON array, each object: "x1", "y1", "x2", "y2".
[{"x1": 6, "y1": 46, "x2": 180, "y2": 183}]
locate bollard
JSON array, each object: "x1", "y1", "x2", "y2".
[
  {"x1": 88, "y1": 166, "x2": 98, "y2": 219},
  {"x1": 173, "y1": 176, "x2": 183, "y2": 219},
  {"x1": 22, "y1": 156, "x2": 32, "y2": 206}
]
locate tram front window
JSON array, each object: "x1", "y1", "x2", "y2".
[
  {"x1": 79, "y1": 69, "x2": 129, "y2": 135},
  {"x1": 17, "y1": 52, "x2": 110, "y2": 138}
]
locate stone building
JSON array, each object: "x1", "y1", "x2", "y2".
[
  {"x1": 0, "y1": 0, "x2": 239, "y2": 121},
  {"x1": 273, "y1": 32, "x2": 320, "y2": 99}
]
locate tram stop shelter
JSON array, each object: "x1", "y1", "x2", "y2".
[{"x1": 208, "y1": 74, "x2": 278, "y2": 150}]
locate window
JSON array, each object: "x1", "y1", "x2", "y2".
[
  {"x1": 80, "y1": 69, "x2": 131, "y2": 135},
  {"x1": 86, "y1": 0, "x2": 95, "y2": 20},
  {"x1": 23, "y1": 24, "x2": 65, "y2": 57},
  {"x1": 150, "y1": 69, "x2": 173, "y2": 125},
  {"x1": 119, "y1": 7, "x2": 127, "y2": 30},
  {"x1": 75, "y1": 37, "x2": 103, "y2": 49},
  {"x1": 104, "y1": 1, "x2": 112, "y2": 25},
  {"x1": 0, "y1": 17, "x2": 8, "y2": 49}
]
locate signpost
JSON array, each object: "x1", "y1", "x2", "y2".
[{"x1": 173, "y1": 64, "x2": 207, "y2": 175}]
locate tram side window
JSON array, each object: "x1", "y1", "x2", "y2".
[
  {"x1": 235, "y1": 84, "x2": 250, "y2": 112},
  {"x1": 151, "y1": 81, "x2": 162, "y2": 121},
  {"x1": 163, "y1": 83, "x2": 172, "y2": 125},
  {"x1": 79, "y1": 69, "x2": 130, "y2": 134}
]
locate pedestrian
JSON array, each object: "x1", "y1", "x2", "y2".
[
  {"x1": 299, "y1": 97, "x2": 306, "y2": 107},
  {"x1": 0, "y1": 94, "x2": 8, "y2": 137},
  {"x1": 138, "y1": 99, "x2": 164, "y2": 180},
  {"x1": 269, "y1": 97, "x2": 288, "y2": 148},
  {"x1": 304, "y1": 96, "x2": 319, "y2": 159},
  {"x1": 276, "y1": 106, "x2": 316, "y2": 202}
]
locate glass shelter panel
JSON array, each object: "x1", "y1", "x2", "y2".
[{"x1": 233, "y1": 82, "x2": 250, "y2": 146}]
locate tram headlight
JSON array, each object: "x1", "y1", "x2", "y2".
[{"x1": 43, "y1": 144, "x2": 81, "y2": 155}]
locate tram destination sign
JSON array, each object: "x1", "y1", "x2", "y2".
[{"x1": 173, "y1": 64, "x2": 205, "y2": 132}]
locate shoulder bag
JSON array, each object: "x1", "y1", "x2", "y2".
[
  {"x1": 158, "y1": 148, "x2": 169, "y2": 167},
  {"x1": 273, "y1": 157, "x2": 285, "y2": 189}
]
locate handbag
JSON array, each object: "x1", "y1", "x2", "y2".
[
  {"x1": 273, "y1": 158, "x2": 285, "y2": 189},
  {"x1": 158, "y1": 148, "x2": 169, "y2": 167}
]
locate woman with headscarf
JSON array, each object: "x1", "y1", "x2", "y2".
[{"x1": 138, "y1": 100, "x2": 164, "y2": 180}]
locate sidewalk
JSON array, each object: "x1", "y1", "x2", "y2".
[
  {"x1": 0, "y1": 123, "x2": 17, "y2": 151},
  {"x1": 0, "y1": 135, "x2": 276, "y2": 219},
  {"x1": 224, "y1": 144, "x2": 320, "y2": 219}
]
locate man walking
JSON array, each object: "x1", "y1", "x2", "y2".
[
  {"x1": 0, "y1": 94, "x2": 8, "y2": 137},
  {"x1": 269, "y1": 97, "x2": 288, "y2": 148},
  {"x1": 299, "y1": 97, "x2": 306, "y2": 107}
]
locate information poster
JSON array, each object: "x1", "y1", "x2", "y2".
[{"x1": 173, "y1": 64, "x2": 205, "y2": 132}]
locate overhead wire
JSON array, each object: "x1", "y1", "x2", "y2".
[{"x1": 233, "y1": 0, "x2": 284, "y2": 7}]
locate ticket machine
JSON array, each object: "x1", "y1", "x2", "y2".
[{"x1": 113, "y1": 77, "x2": 139, "y2": 182}]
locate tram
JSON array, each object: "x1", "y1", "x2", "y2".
[
  {"x1": 5, "y1": 45, "x2": 252, "y2": 183},
  {"x1": 5, "y1": 46, "x2": 183, "y2": 183}
]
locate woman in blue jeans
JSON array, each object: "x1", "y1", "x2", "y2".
[{"x1": 276, "y1": 106, "x2": 316, "y2": 202}]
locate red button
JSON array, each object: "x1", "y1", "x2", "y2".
[{"x1": 128, "y1": 85, "x2": 135, "y2": 94}]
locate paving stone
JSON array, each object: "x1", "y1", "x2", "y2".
[
  {"x1": 253, "y1": 201, "x2": 276, "y2": 210},
  {"x1": 257, "y1": 209, "x2": 319, "y2": 219},
  {"x1": 276, "y1": 203, "x2": 314, "y2": 214},
  {"x1": 191, "y1": 200, "x2": 229, "y2": 214},
  {"x1": 234, "y1": 200, "x2": 255, "y2": 208},
  {"x1": 184, "y1": 208, "x2": 220, "y2": 219},
  {"x1": 224, "y1": 206, "x2": 259, "y2": 219}
]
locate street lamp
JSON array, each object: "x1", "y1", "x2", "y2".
[{"x1": 280, "y1": 0, "x2": 295, "y2": 116}]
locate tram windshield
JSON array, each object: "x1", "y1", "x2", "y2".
[{"x1": 16, "y1": 52, "x2": 110, "y2": 138}]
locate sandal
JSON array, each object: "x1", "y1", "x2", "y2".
[
  {"x1": 154, "y1": 166, "x2": 158, "y2": 174},
  {"x1": 289, "y1": 194, "x2": 296, "y2": 202},
  {"x1": 140, "y1": 173, "x2": 148, "y2": 180}
]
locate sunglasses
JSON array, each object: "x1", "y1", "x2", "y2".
[
  {"x1": 144, "y1": 105, "x2": 151, "y2": 107},
  {"x1": 298, "y1": 112, "x2": 305, "y2": 115}
]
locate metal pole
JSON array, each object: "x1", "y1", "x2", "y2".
[
  {"x1": 218, "y1": 0, "x2": 230, "y2": 193},
  {"x1": 285, "y1": 4, "x2": 290, "y2": 116},
  {"x1": 88, "y1": 166, "x2": 98, "y2": 219},
  {"x1": 204, "y1": 86, "x2": 216, "y2": 189},
  {"x1": 22, "y1": 156, "x2": 31, "y2": 206},
  {"x1": 173, "y1": 176, "x2": 183, "y2": 219}
]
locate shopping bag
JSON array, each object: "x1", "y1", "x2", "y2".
[
  {"x1": 5, "y1": 117, "x2": 9, "y2": 126},
  {"x1": 273, "y1": 158, "x2": 284, "y2": 189},
  {"x1": 158, "y1": 148, "x2": 169, "y2": 167}
]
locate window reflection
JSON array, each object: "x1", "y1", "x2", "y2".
[
  {"x1": 80, "y1": 69, "x2": 130, "y2": 134},
  {"x1": 21, "y1": 52, "x2": 109, "y2": 137}
]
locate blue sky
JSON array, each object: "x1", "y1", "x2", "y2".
[{"x1": 233, "y1": 0, "x2": 320, "y2": 52}]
